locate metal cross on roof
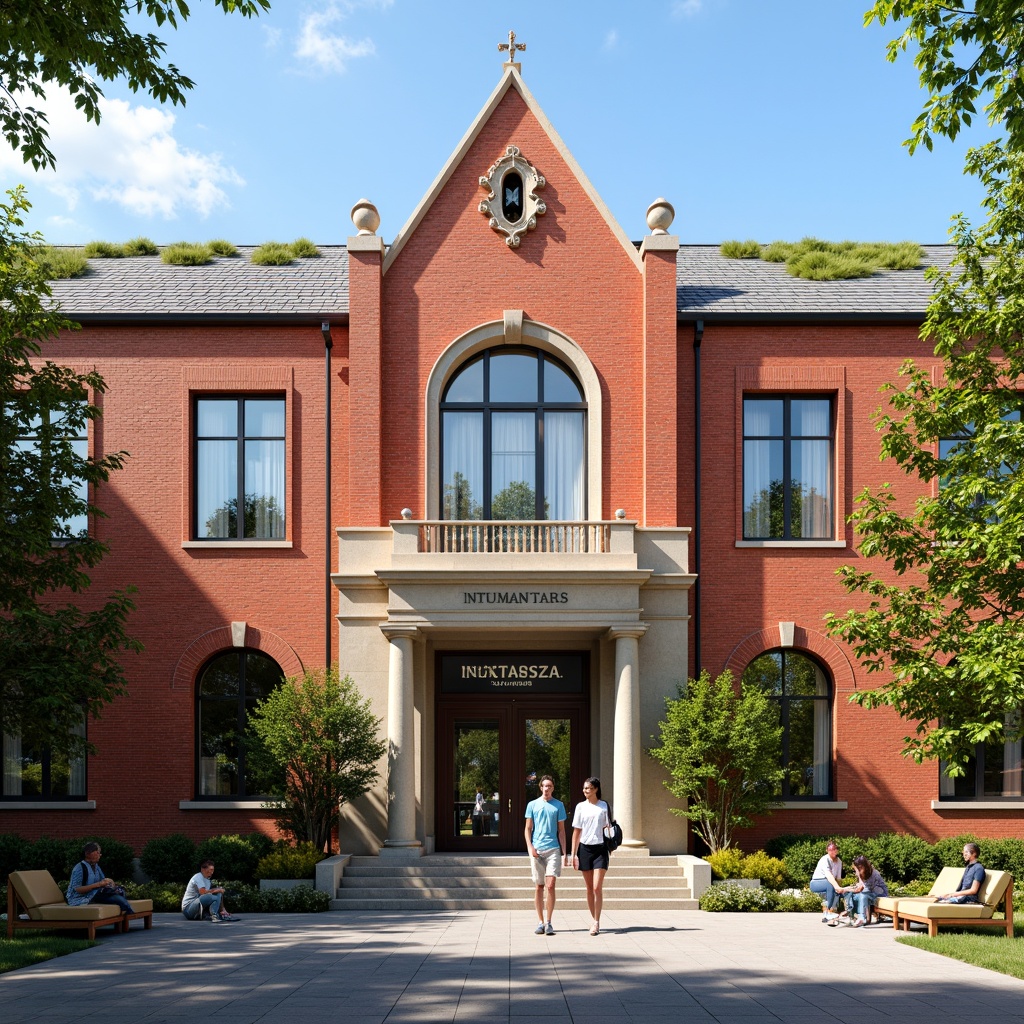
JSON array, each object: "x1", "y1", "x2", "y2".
[{"x1": 498, "y1": 30, "x2": 525, "y2": 68}]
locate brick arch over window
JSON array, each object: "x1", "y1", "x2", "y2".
[
  {"x1": 723, "y1": 625, "x2": 857, "y2": 694},
  {"x1": 424, "y1": 315, "x2": 603, "y2": 519},
  {"x1": 172, "y1": 625, "x2": 303, "y2": 690}
]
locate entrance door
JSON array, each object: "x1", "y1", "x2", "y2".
[{"x1": 436, "y1": 702, "x2": 586, "y2": 851}]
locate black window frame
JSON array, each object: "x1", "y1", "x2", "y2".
[
  {"x1": 192, "y1": 393, "x2": 286, "y2": 541},
  {"x1": 938, "y1": 725, "x2": 1023, "y2": 802},
  {"x1": 439, "y1": 347, "x2": 587, "y2": 521},
  {"x1": 742, "y1": 649, "x2": 834, "y2": 801},
  {"x1": 193, "y1": 648, "x2": 284, "y2": 801},
  {"x1": 742, "y1": 394, "x2": 834, "y2": 540},
  {"x1": 0, "y1": 721, "x2": 88, "y2": 802}
]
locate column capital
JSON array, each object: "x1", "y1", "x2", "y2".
[
  {"x1": 606, "y1": 623, "x2": 649, "y2": 641},
  {"x1": 380, "y1": 623, "x2": 422, "y2": 643}
]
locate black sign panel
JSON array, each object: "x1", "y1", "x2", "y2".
[{"x1": 439, "y1": 652, "x2": 585, "y2": 694}]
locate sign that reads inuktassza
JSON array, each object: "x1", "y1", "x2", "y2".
[{"x1": 439, "y1": 653, "x2": 585, "y2": 694}]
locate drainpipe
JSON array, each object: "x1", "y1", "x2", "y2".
[
  {"x1": 692, "y1": 319, "x2": 703, "y2": 676},
  {"x1": 322, "y1": 321, "x2": 333, "y2": 671}
]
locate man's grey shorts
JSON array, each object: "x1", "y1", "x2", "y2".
[{"x1": 530, "y1": 847, "x2": 563, "y2": 885}]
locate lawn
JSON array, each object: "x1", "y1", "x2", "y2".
[
  {"x1": 896, "y1": 915, "x2": 1024, "y2": 981},
  {"x1": 0, "y1": 933, "x2": 95, "y2": 975}
]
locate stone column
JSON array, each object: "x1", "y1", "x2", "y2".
[
  {"x1": 380, "y1": 624, "x2": 422, "y2": 857},
  {"x1": 608, "y1": 625, "x2": 648, "y2": 849}
]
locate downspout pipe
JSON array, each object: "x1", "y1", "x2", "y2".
[
  {"x1": 692, "y1": 319, "x2": 703, "y2": 677},
  {"x1": 322, "y1": 321, "x2": 333, "y2": 671}
]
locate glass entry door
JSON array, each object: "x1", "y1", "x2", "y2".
[{"x1": 437, "y1": 702, "x2": 585, "y2": 852}]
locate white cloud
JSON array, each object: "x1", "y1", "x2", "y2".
[
  {"x1": 671, "y1": 0, "x2": 702, "y2": 17},
  {"x1": 295, "y1": 4, "x2": 378, "y2": 75},
  {"x1": 262, "y1": 25, "x2": 283, "y2": 49},
  {"x1": 603, "y1": 29, "x2": 619, "y2": 51},
  {"x1": 0, "y1": 89, "x2": 243, "y2": 219}
]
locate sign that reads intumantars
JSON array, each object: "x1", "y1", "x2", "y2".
[
  {"x1": 462, "y1": 590, "x2": 569, "y2": 605},
  {"x1": 439, "y1": 652, "x2": 585, "y2": 694}
]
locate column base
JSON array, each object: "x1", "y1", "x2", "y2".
[
  {"x1": 618, "y1": 840, "x2": 649, "y2": 854},
  {"x1": 378, "y1": 842, "x2": 424, "y2": 861}
]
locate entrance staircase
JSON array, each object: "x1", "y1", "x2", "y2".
[{"x1": 330, "y1": 852, "x2": 699, "y2": 911}]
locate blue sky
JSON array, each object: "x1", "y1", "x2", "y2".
[{"x1": 1, "y1": 0, "x2": 991, "y2": 245}]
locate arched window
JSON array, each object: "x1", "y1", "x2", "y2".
[
  {"x1": 440, "y1": 348, "x2": 586, "y2": 520},
  {"x1": 743, "y1": 649, "x2": 832, "y2": 798},
  {"x1": 195, "y1": 649, "x2": 283, "y2": 799}
]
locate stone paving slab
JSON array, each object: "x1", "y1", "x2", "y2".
[{"x1": 1, "y1": 910, "x2": 1023, "y2": 1023}]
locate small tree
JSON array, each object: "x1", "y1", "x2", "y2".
[
  {"x1": 649, "y1": 670, "x2": 785, "y2": 853},
  {"x1": 247, "y1": 666, "x2": 386, "y2": 854}
]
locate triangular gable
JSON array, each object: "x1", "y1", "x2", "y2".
[{"x1": 382, "y1": 67, "x2": 643, "y2": 274}]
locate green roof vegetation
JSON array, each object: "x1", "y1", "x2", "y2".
[
  {"x1": 83, "y1": 240, "x2": 125, "y2": 258},
  {"x1": 721, "y1": 237, "x2": 925, "y2": 280},
  {"x1": 290, "y1": 236, "x2": 321, "y2": 258},
  {"x1": 161, "y1": 242, "x2": 213, "y2": 266},
  {"x1": 32, "y1": 246, "x2": 90, "y2": 279},
  {"x1": 251, "y1": 241, "x2": 295, "y2": 266},
  {"x1": 207, "y1": 238, "x2": 239, "y2": 257},
  {"x1": 122, "y1": 236, "x2": 158, "y2": 256}
]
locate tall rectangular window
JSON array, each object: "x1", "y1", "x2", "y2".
[
  {"x1": 743, "y1": 396, "x2": 833, "y2": 540},
  {"x1": 195, "y1": 396, "x2": 285, "y2": 540},
  {"x1": 940, "y1": 715, "x2": 1023, "y2": 800},
  {"x1": 2, "y1": 719, "x2": 87, "y2": 801}
]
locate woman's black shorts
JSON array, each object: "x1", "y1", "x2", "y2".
[{"x1": 577, "y1": 842, "x2": 609, "y2": 872}]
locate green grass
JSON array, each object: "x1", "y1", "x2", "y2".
[
  {"x1": 83, "y1": 240, "x2": 126, "y2": 258},
  {"x1": 251, "y1": 241, "x2": 295, "y2": 266},
  {"x1": 290, "y1": 236, "x2": 321, "y2": 258},
  {"x1": 0, "y1": 932, "x2": 95, "y2": 975},
  {"x1": 161, "y1": 242, "x2": 213, "y2": 266},
  {"x1": 722, "y1": 236, "x2": 925, "y2": 280},
  {"x1": 207, "y1": 238, "x2": 240, "y2": 257},
  {"x1": 895, "y1": 914, "x2": 1024, "y2": 980},
  {"x1": 32, "y1": 246, "x2": 90, "y2": 279},
  {"x1": 122, "y1": 236, "x2": 159, "y2": 256}
]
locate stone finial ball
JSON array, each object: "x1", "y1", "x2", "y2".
[
  {"x1": 646, "y1": 198, "x2": 675, "y2": 235},
  {"x1": 615, "y1": 508, "x2": 627, "y2": 520},
  {"x1": 351, "y1": 199, "x2": 381, "y2": 236}
]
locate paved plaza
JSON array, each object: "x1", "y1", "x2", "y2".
[{"x1": 3, "y1": 909, "x2": 1024, "y2": 1023}]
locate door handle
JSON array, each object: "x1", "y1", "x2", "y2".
[{"x1": 507, "y1": 798, "x2": 512, "y2": 813}]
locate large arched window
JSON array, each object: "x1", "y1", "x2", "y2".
[
  {"x1": 440, "y1": 348, "x2": 586, "y2": 520},
  {"x1": 195, "y1": 649, "x2": 283, "y2": 799},
  {"x1": 743, "y1": 649, "x2": 832, "y2": 799}
]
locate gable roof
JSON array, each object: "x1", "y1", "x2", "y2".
[{"x1": 380, "y1": 66, "x2": 643, "y2": 274}]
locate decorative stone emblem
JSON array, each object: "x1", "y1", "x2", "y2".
[{"x1": 478, "y1": 145, "x2": 546, "y2": 248}]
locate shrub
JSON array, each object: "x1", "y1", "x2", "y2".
[
  {"x1": 122, "y1": 881, "x2": 183, "y2": 913},
  {"x1": 141, "y1": 833, "x2": 198, "y2": 883},
  {"x1": 195, "y1": 834, "x2": 261, "y2": 884},
  {"x1": 739, "y1": 851, "x2": 787, "y2": 889},
  {"x1": 83, "y1": 240, "x2": 125, "y2": 258},
  {"x1": 250, "y1": 242, "x2": 294, "y2": 266},
  {"x1": 239, "y1": 831, "x2": 275, "y2": 861},
  {"x1": 255, "y1": 841, "x2": 324, "y2": 881},
  {"x1": 706, "y1": 847, "x2": 744, "y2": 880},
  {"x1": 979, "y1": 838, "x2": 1024, "y2": 879},
  {"x1": 764, "y1": 833, "x2": 818, "y2": 859},
  {"x1": 0, "y1": 833, "x2": 24, "y2": 884},
  {"x1": 207, "y1": 238, "x2": 239, "y2": 257},
  {"x1": 161, "y1": 242, "x2": 212, "y2": 266},
  {"x1": 226, "y1": 882, "x2": 330, "y2": 913},
  {"x1": 32, "y1": 246, "x2": 89, "y2": 279},
  {"x1": 933, "y1": 832, "x2": 979, "y2": 868},
  {"x1": 122, "y1": 236, "x2": 158, "y2": 256},
  {"x1": 77, "y1": 836, "x2": 134, "y2": 881},
  {"x1": 699, "y1": 882, "x2": 778, "y2": 912},
  {"x1": 890, "y1": 878, "x2": 936, "y2": 897},
  {"x1": 290, "y1": 237, "x2": 321, "y2": 258},
  {"x1": 720, "y1": 239, "x2": 761, "y2": 259},
  {"x1": 780, "y1": 837, "x2": 828, "y2": 886},
  {"x1": 776, "y1": 888, "x2": 826, "y2": 912},
  {"x1": 21, "y1": 837, "x2": 77, "y2": 879},
  {"x1": 864, "y1": 832, "x2": 937, "y2": 883}
]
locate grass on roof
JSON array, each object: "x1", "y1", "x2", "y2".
[
  {"x1": 721, "y1": 236, "x2": 925, "y2": 280},
  {"x1": 290, "y1": 237, "x2": 321, "y2": 258},
  {"x1": 123, "y1": 236, "x2": 159, "y2": 256},
  {"x1": 207, "y1": 239, "x2": 239, "y2": 257},
  {"x1": 32, "y1": 246, "x2": 90, "y2": 279},
  {"x1": 83, "y1": 240, "x2": 126, "y2": 258},
  {"x1": 161, "y1": 242, "x2": 213, "y2": 266},
  {"x1": 251, "y1": 241, "x2": 295, "y2": 266}
]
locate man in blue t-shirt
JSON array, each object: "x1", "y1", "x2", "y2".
[
  {"x1": 935, "y1": 842, "x2": 986, "y2": 904},
  {"x1": 524, "y1": 775, "x2": 567, "y2": 935}
]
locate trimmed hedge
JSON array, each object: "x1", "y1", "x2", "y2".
[{"x1": 140, "y1": 833, "x2": 198, "y2": 883}]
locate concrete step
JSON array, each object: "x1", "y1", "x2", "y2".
[
  {"x1": 343, "y1": 864, "x2": 686, "y2": 878},
  {"x1": 329, "y1": 896, "x2": 701, "y2": 911},
  {"x1": 334, "y1": 884, "x2": 691, "y2": 900},
  {"x1": 345, "y1": 853, "x2": 672, "y2": 867},
  {"x1": 338, "y1": 874, "x2": 691, "y2": 888}
]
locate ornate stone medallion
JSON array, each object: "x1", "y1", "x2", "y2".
[{"x1": 478, "y1": 145, "x2": 546, "y2": 247}]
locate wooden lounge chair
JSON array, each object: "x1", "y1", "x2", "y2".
[
  {"x1": 875, "y1": 867, "x2": 1014, "y2": 938},
  {"x1": 6, "y1": 870, "x2": 154, "y2": 939}
]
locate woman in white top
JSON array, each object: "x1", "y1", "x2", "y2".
[
  {"x1": 809, "y1": 841, "x2": 847, "y2": 922},
  {"x1": 570, "y1": 776, "x2": 611, "y2": 935}
]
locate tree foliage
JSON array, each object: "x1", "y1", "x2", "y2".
[
  {"x1": 0, "y1": 186, "x2": 140, "y2": 757},
  {"x1": 247, "y1": 666, "x2": 387, "y2": 854},
  {"x1": 0, "y1": 0, "x2": 271, "y2": 170},
  {"x1": 825, "y1": 5, "x2": 1024, "y2": 769},
  {"x1": 649, "y1": 670, "x2": 784, "y2": 853}
]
